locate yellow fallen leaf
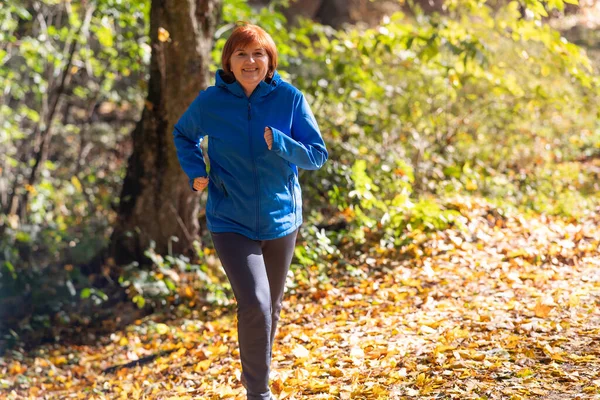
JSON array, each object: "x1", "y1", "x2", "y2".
[
  {"x1": 278, "y1": 388, "x2": 299, "y2": 399},
  {"x1": 420, "y1": 325, "x2": 436, "y2": 334},
  {"x1": 272, "y1": 377, "x2": 286, "y2": 393},
  {"x1": 51, "y1": 356, "x2": 68, "y2": 366},
  {"x1": 534, "y1": 298, "x2": 554, "y2": 318},
  {"x1": 194, "y1": 359, "x2": 211, "y2": 372},
  {"x1": 416, "y1": 372, "x2": 427, "y2": 387},
  {"x1": 216, "y1": 386, "x2": 236, "y2": 396},
  {"x1": 569, "y1": 294, "x2": 580, "y2": 307},
  {"x1": 291, "y1": 344, "x2": 309, "y2": 359},
  {"x1": 568, "y1": 354, "x2": 597, "y2": 363},
  {"x1": 294, "y1": 368, "x2": 309, "y2": 380},
  {"x1": 350, "y1": 346, "x2": 364, "y2": 359},
  {"x1": 516, "y1": 368, "x2": 534, "y2": 378},
  {"x1": 457, "y1": 350, "x2": 486, "y2": 361},
  {"x1": 9, "y1": 362, "x2": 26, "y2": 374},
  {"x1": 340, "y1": 390, "x2": 352, "y2": 400},
  {"x1": 309, "y1": 380, "x2": 329, "y2": 390},
  {"x1": 158, "y1": 27, "x2": 170, "y2": 42},
  {"x1": 156, "y1": 323, "x2": 169, "y2": 335}
]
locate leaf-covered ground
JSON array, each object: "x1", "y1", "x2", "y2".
[{"x1": 1, "y1": 199, "x2": 600, "y2": 399}]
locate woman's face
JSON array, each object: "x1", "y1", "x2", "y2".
[{"x1": 229, "y1": 43, "x2": 270, "y2": 95}]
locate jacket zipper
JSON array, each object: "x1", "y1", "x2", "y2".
[{"x1": 248, "y1": 101, "x2": 260, "y2": 236}]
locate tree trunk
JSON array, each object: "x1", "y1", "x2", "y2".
[{"x1": 110, "y1": 0, "x2": 221, "y2": 265}]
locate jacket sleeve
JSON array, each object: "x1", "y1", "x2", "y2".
[
  {"x1": 173, "y1": 95, "x2": 208, "y2": 191},
  {"x1": 269, "y1": 94, "x2": 328, "y2": 170}
]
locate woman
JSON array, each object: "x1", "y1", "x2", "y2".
[{"x1": 172, "y1": 23, "x2": 327, "y2": 400}]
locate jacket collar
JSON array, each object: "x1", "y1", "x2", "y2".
[{"x1": 215, "y1": 69, "x2": 281, "y2": 99}]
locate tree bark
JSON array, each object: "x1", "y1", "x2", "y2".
[{"x1": 109, "y1": 0, "x2": 221, "y2": 265}]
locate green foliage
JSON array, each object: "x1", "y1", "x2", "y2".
[
  {"x1": 339, "y1": 158, "x2": 461, "y2": 246},
  {"x1": 0, "y1": 1, "x2": 150, "y2": 340},
  {"x1": 275, "y1": 0, "x2": 599, "y2": 226},
  {"x1": 80, "y1": 287, "x2": 108, "y2": 304},
  {"x1": 0, "y1": 0, "x2": 149, "y2": 281},
  {"x1": 117, "y1": 240, "x2": 232, "y2": 309},
  {"x1": 292, "y1": 225, "x2": 344, "y2": 287}
]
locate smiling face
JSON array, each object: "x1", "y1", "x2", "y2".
[{"x1": 229, "y1": 43, "x2": 270, "y2": 97}]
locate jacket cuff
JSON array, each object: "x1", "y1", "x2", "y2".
[{"x1": 269, "y1": 126, "x2": 285, "y2": 153}]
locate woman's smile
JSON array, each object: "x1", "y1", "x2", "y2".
[{"x1": 230, "y1": 44, "x2": 270, "y2": 96}]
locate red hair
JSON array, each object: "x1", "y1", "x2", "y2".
[{"x1": 221, "y1": 22, "x2": 278, "y2": 79}]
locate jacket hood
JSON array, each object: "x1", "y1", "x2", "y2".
[{"x1": 215, "y1": 69, "x2": 281, "y2": 98}]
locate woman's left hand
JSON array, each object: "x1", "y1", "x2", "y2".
[{"x1": 264, "y1": 127, "x2": 273, "y2": 150}]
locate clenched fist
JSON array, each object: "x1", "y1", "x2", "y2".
[
  {"x1": 193, "y1": 176, "x2": 209, "y2": 191},
  {"x1": 264, "y1": 127, "x2": 273, "y2": 150}
]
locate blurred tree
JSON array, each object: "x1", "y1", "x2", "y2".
[
  {"x1": 109, "y1": 0, "x2": 222, "y2": 265},
  {"x1": 248, "y1": 0, "x2": 436, "y2": 27}
]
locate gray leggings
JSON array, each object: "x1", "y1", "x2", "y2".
[{"x1": 211, "y1": 229, "x2": 298, "y2": 400}]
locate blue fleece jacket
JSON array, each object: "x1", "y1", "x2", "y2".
[{"x1": 173, "y1": 70, "x2": 328, "y2": 240}]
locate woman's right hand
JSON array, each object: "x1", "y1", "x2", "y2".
[{"x1": 193, "y1": 176, "x2": 209, "y2": 191}]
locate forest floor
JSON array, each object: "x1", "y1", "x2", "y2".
[{"x1": 1, "y1": 197, "x2": 599, "y2": 399}]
